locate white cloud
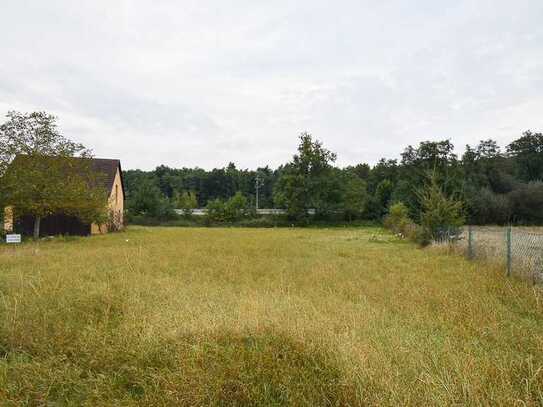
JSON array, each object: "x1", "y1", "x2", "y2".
[{"x1": 1, "y1": 0, "x2": 542, "y2": 170}]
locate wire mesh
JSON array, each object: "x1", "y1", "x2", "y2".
[
  {"x1": 511, "y1": 231, "x2": 543, "y2": 283},
  {"x1": 435, "y1": 226, "x2": 543, "y2": 284}
]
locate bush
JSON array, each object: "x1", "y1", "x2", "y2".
[
  {"x1": 383, "y1": 202, "x2": 432, "y2": 245},
  {"x1": 467, "y1": 188, "x2": 512, "y2": 225},
  {"x1": 206, "y1": 192, "x2": 251, "y2": 223},
  {"x1": 508, "y1": 181, "x2": 543, "y2": 224},
  {"x1": 383, "y1": 202, "x2": 412, "y2": 236},
  {"x1": 126, "y1": 179, "x2": 176, "y2": 221},
  {"x1": 417, "y1": 176, "x2": 464, "y2": 240},
  {"x1": 224, "y1": 192, "x2": 249, "y2": 222},
  {"x1": 176, "y1": 191, "x2": 198, "y2": 217},
  {"x1": 206, "y1": 199, "x2": 227, "y2": 223},
  {"x1": 405, "y1": 223, "x2": 432, "y2": 247}
]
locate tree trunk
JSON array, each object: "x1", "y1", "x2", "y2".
[{"x1": 33, "y1": 216, "x2": 41, "y2": 240}]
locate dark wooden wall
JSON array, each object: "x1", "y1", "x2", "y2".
[{"x1": 15, "y1": 214, "x2": 91, "y2": 237}]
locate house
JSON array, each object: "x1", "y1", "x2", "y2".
[{"x1": 3, "y1": 157, "x2": 124, "y2": 236}]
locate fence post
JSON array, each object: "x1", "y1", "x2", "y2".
[
  {"x1": 506, "y1": 225, "x2": 512, "y2": 277},
  {"x1": 467, "y1": 225, "x2": 474, "y2": 260}
]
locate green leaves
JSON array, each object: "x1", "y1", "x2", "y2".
[
  {"x1": 0, "y1": 112, "x2": 107, "y2": 236},
  {"x1": 273, "y1": 133, "x2": 339, "y2": 220},
  {"x1": 416, "y1": 173, "x2": 464, "y2": 239}
]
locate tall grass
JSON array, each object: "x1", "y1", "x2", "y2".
[{"x1": 1, "y1": 227, "x2": 542, "y2": 405}]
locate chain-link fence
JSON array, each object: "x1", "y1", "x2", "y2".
[{"x1": 438, "y1": 226, "x2": 543, "y2": 284}]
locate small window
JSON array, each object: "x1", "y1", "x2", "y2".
[{"x1": 115, "y1": 185, "x2": 118, "y2": 205}]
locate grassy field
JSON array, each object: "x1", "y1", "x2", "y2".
[{"x1": 1, "y1": 227, "x2": 542, "y2": 406}]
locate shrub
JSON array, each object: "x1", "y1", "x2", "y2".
[
  {"x1": 508, "y1": 181, "x2": 543, "y2": 224},
  {"x1": 206, "y1": 199, "x2": 227, "y2": 223},
  {"x1": 405, "y1": 223, "x2": 432, "y2": 247},
  {"x1": 205, "y1": 192, "x2": 251, "y2": 223},
  {"x1": 176, "y1": 191, "x2": 198, "y2": 217},
  {"x1": 417, "y1": 175, "x2": 464, "y2": 240},
  {"x1": 224, "y1": 192, "x2": 249, "y2": 222},
  {"x1": 467, "y1": 188, "x2": 512, "y2": 225},
  {"x1": 126, "y1": 179, "x2": 176, "y2": 221},
  {"x1": 383, "y1": 202, "x2": 411, "y2": 236}
]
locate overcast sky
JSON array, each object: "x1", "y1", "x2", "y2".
[{"x1": 1, "y1": 1, "x2": 542, "y2": 170}]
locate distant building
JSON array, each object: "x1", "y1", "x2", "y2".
[{"x1": 3, "y1": 158, "x2": 124, "y2": 237}]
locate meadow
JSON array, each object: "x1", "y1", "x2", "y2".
[{"x1": 0, "y1": 226, "x2": 542, "y2": 406}]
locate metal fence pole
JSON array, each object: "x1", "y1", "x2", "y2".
[
  {"x1": 467, "y1": 225, "x2": 474, "y2": 260},
  {"x1": 506, "y1": 225, "x2": 512, "y2": 277}
]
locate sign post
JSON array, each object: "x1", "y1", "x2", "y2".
[{"x1": 6, "y1": 234, "x2": 21, "y2": 244}]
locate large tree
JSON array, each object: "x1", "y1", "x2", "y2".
[
  {"x1": 0, "y1": 111, "x2": 107, "y2": 238},
  {"x1": 341, "y1": 171, "x2": 368, "y2": 221},
  {"x1": 507, "y1": 130, "x2": 543, "y2": 182},
  {"x1": 273, "y1": 132, "x2": 338, "y2": 220}
]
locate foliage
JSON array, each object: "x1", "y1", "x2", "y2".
[
  {"x1": 0, "y1": 111, "x2": 107, "y2": 238},
  {"x1": 506, "y1": 130, "x2": 543, "y2": 182},
  {"x1": 465, "y1": 187, "x2": 512, "y2": 225},
  {"x1": 205, "y1": 192, "x2": 250, "y2": 223},
  {"x1": 417, "y1": 174, "x2": 464, "y2": 240},
  {"x1": 383, "y1": 202, "x2": 429, "y2": 245},
  {"x1": 383, "y1": 202, "x2": 411, "y2": 235},
  {"x1": 273, "y1": 132, "x2": 337, "y2": 220},
  {"x1": 508, "y1": 181, "x2": 543, "y2": 224},
  {"x1": 176, "y1": 190, "x2": 198, "y2": 217},
  {"x1": 224, "y1": 191, "x2": 249, "y2": 221},
  {"x1": 341, "y1": 172, "x2": 368, "y2": 221},
  {"x1": 121, "y1": 129, "x2": 543, "y2": 227},
  {"x1": 0, "y1": 111, "x2": 91, "y2": 176},
  {"x1": 126, "y1": 178, "x2": 175, "y2": 221},
  {"x1": 366, "y1": 179, "x2": 394, "y2": 219},
  {"x1": 205, "y1": 199, "x2": 226, "y2": 223}
]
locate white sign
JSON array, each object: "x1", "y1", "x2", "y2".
[{"x1": 6, "y1": 234, "x2": 21, "y2": 244}]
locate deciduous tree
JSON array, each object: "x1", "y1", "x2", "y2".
[
  {"x1": 273, "y1": 132, "x2": 337, "y2": 220},
  {"x1": 0, "y1": 111, "x2": 107, "y2": 238}
]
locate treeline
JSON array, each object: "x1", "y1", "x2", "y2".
[{"x1": 125, "y1": 130, "x2": 543, "y2": 225}]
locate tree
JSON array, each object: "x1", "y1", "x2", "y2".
[
  {"x1": 466, "y1": 187, "x2": 511, "y2": 225},
  {"x1": 366, "y1": 179, "x2": 394, "y2": 219},
  {"x1": 398, "y1": 140, "x2": 462, "y2": 217},
  {"x1": 417, "y1": 174, "x2": 464, "y2": 240},
  {"x1": 205, "y1": 192, "x2": 249, "y2": 223},
  {"x1": 273, "y1": 132, "x2": 337, "y2": 220},
  {"x1": 462, "y1": 139, "x2": 514, "y2": 194},
  {"x1": 0, "y1": 111, "x2": 107, "y2": 238},
  {"x1": 507, "y1": 131, "x2": 543, "y2": 182},
  {"x1": 224, "y1": 191, "x2": 248, "y2": 221},
  {"x1": 383, "y1": 202, "x2": 413, "y2": 235},
  {"x1": 508, "y1": 182, "x2": 543, "y2": 224},
  {"x1": 345, "y1": 163, "x2": 370, "y2": 180},
  {"x1": 126, "y1": 178, "x2": 175, "y2": 220},
  {"x1": 176, "y1": 191, "x2": 198, "y2": 217},
  {"x1": 341, "y1": 172, "x2": 368, "y2": 221},
  {"x1": 205, "y1": 198, "x2": 226, "y2": 223}
]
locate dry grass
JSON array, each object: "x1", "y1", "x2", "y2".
[{"x1": 1, "y1": 226, "x2": 543, "y2": 406}]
